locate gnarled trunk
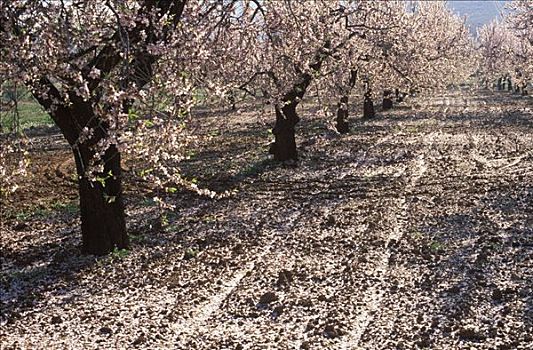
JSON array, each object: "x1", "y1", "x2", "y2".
[
  {"x1": 497, "y1": 77, "x2": 503, "y2": 91},
  {"x1": 266, "y1": 40, "x2": 334, "y2": 161},
  {"x1": 506, "y1": 77, "x2": 513, "y2": 92},
  {"x1": 31, "y1": 85, "x2": 129, "y2": 255},
  {"x1": 228, "y1": 90, "x2": 236, "y2": 111},
  {"x1": 270, "y1": 104, "x2": 299, "y2": 161},
  {"x1": 16, "y1": 1, "x2": 188, "y2": 256}
]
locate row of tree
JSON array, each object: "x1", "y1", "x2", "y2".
[
  {"x1": 477, "y1": 1, "x2": 532, "y2": 94},
  {"x1": 1, "y1": 0, "x2": 531, "y2": 255}
]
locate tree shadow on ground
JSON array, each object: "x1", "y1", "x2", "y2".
[
  {"x1": 0, "y1": 225, "x2": 96, "y2": 325},
  {"x1": 409, "y1": 179, "x2": 532, "y2": 347}
]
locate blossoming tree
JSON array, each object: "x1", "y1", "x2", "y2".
[
  {"x1": 1, "y1": 0, "x2": 195, "y2": 254},
  {"x1": 477, "y1": 1, "x2": 532, "y2": 94}
]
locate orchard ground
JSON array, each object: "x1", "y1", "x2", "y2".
[{"x1": 1, "y1": 88, "x2": 532, "y2": 349}]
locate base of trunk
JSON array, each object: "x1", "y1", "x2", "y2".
[
  {"x1": 270, "y1": 105, "x2": 299, "y2": 161},
  {"x1": 336, "y1": 116, "x2": 349, "y2": 134},
  {"x1": 363, "y1": 96, "x2": 375, "y2": 119},
  {"x1": 75, "y1": 146, "x2": 128, "y2": 255},
  {"x1": 336, "y1": 96, "x2": 350, "y2": 134},
  {"x1": 395, "y1": 89, "x2": 404, "y2": 102},
  {"x1": 383, "y1": 98, "x2": 393, "y2": 110},
  {"x1": 383, "y1": 90, "x2": 393, "y2": 110}
]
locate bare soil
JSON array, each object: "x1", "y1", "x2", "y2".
[{"x1": 1, "y1": 89, "x2": 532, "y2": 349}]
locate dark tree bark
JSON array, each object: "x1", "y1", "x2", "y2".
[
  {"x1": 32, "y1": 87, "x2": 129, "y2": 255},
  {"x1": 269, "y1": 104, "x2": 299, "y2": 161},
  {"x1": 497, "y1": 77, "x2": 503, "y2": 91},
  {"x1": 507, "y1": 77, "x2": 513, "y2": 92},
  {"x1": 363, "y1": 92, "x2": 375, "y2": 119},
  {"x1": 363, "y1": 97, "x2": 375, "y2": 119},
  {"x1": 335, "y1": 69, "x2": 357, "y2": 134},
  {"x1": 75, "y1": 145, "x2": 127, "y2": 254},
  {"x1": 336, "y1": 95, "x2": 350, "y2": 134},
  {"x1": 382, "y1": 90, "x2": 393, "y2": 110},
  {"x1": 228, "y1": 90, "x2": 236, "y2": 111}
]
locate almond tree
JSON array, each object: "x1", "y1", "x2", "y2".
[
  {"x1": 0, "y1": 0, "x2": 219, "y2": 255},
  {"x1": 213, "y1": 1, "x2": 407, "y2": 160},
  {"x1": 505, "y1": 0, "x2": 532, "y2": 94},
  {"x1": 364, "y1": 1, "x2": 474, "y2": 102},
  {"x1": 232, "y1": 0, "x2": 352, "y2": 161},
  {"x1": 477, "y1": 20, "x2": 514, "y2": 89},
  {"x1": 321, "y1": 1, "x2": 473, "y2": 128}
]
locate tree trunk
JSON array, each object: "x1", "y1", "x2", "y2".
[
  {"x1": 15, "y1": 1, "x2": 188, "y2": 256},
  {"x1": 269, "y1": 104, "x2": 299, "y2": 161},
  {"x1": 383, "y1": 90, "x2": 393, "y2": 110},
  {"x1": 336, "y1": 95, "x2": 349, "y2": 134},
  {"x1": 267, "y1": 40, "x2": 331, "y2": 161},
  {"x1": 363, "y1": 94, "x2": 375, "y2": 119},
  {"x1": 74, "y1": 144, "x2": 127, "y2": 255},
  {"x1": 395, "y1": 88, "x2": 404, "y2": 102},
  {"x1": 335, "y1": 70, "x2": 357, "y2": 134},
  {"x1": 228, "y1": 90, "x2": 236, "y2": 111}
]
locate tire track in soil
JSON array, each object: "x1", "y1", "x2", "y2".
[
  {"x1": 337, "y1": 91, "x2": 474, "y2": 348},
  {"x1": 336, "y1": 143, "x2": 430, "y2": 350},
  {"x1": 196, "y1": 132, "x2": 399, "y2": 349},
  {"x1": 171, "y1": 130, "x2": 418, "y2": 347},
  {"x1": 286, "y1": 132, "x2": 400, "y2": 350},
  {"x1": 202, "y1": 196, "x2": 365, "y2": 349},
  {"x1": 169, "y1": 206, "x2": 310, "y2": 346}
]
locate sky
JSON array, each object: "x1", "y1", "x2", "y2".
[{"x1": 447, "y1": 1, "x2": 508, "y2": 32}]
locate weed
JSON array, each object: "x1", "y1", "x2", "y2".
[
  {"x1": 160, "y1": 213, "x2": 170, "y2": 227},
  {"x1": 203, "y1": 215, "x2": 217, "y2": 223},
  {"x1": 410, "y1": 230, "x2": 424, "y2": 240},
  {"x1": 111, "y1": 247, "x2": 129, "y2": 259},
  {"x1": 185, "y1": 150, "x2": 196, "y2": 159},
  {"x1": 129, "y1": 234, "x2": 145, "y2": 244},
  {"x1": 10, "y1": 200, "x2": 78, "y2": 221},
  {"x1": 405, "y1": 126, "x2": 419, "y2": 134},
  {"x1": 183, "y1": 248, "x2": 199, "y2": 260},
  {"x1": 141, "y1": 198, "x2": 156, "y2": 207},
  {"x1": 240, "y1": 158, "x2": 274, "y2": 177},
  {"x1": 429, "y1": 241, "x2": 444, "y2": 253},
  {"x1": 13, "y1": 210, "x2": 31, "y2": 221},
  {"x1": 50, "y1": 201, "x2": 78, "y2": 215},
  {"x1": 0, "y1": 101, "x2": 52, "y2": 131}
]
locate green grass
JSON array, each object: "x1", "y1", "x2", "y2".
[
  {"x1": 239, "y1": 158, "x2": 275, "y2": 177},
  {"x1": 50, "y1": 201, "x2": 79, "y2": 215},
  {"x1": 111, "y1": 247, "x2": 129, "y2": 259},
  {"x1": 9, "y1": 200, "x2": 78, "y2": 221},
  {"x1": 1, "y1": 101, "x2": 53, "y2": 132}
]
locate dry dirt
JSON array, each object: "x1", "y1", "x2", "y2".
[{"x1": 1, "y1": 89, "x2": 532, "y2": 349}]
